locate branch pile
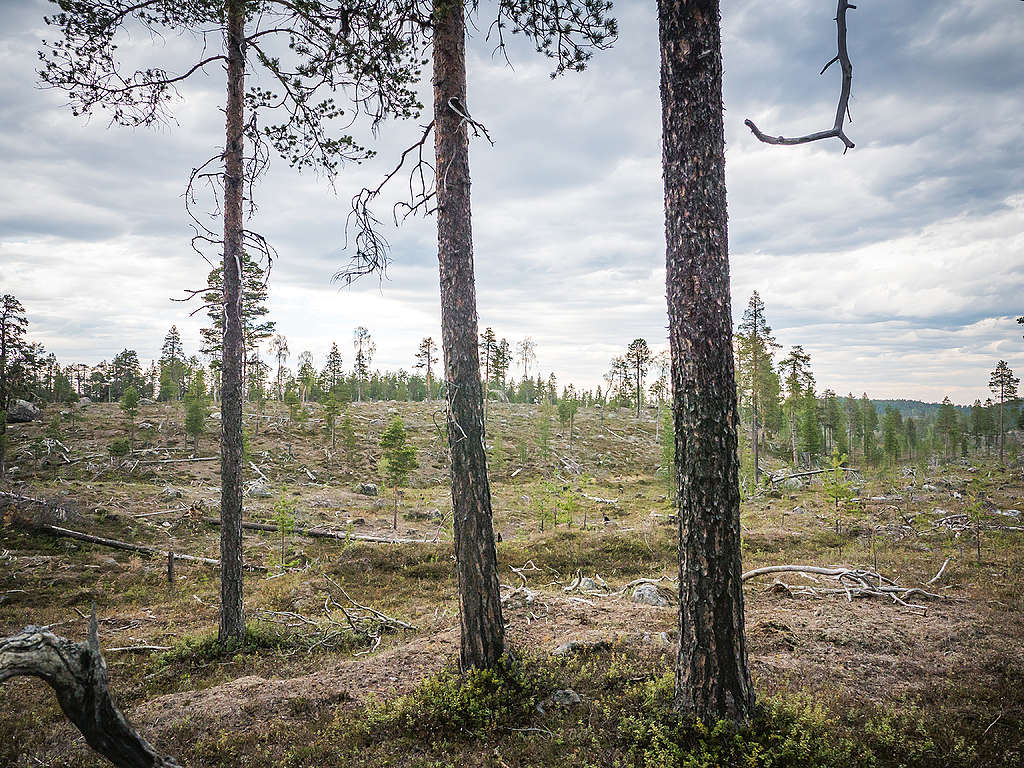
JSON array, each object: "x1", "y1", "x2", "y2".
[{"x1": 742, "y1": 564, "x2": 947, "y2": 614}]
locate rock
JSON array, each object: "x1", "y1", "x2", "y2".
[
  {"x1": 139, "y1": 421, "x2": 155, "y2": 430},
  {"x1": 209, "y1": 412, "x2": 222, "y2": 420},
  {"x1": 921, "y1": 484, "x2": 938, "y2": 492},
  {"x1": 791, "y1": 505, "x2": 805, "y2": 515},
  {"x1": 631, "y1": 583, "x2": 670, "y2": 607},
  {"x1": 161, "y1": 486, "x2": 184, "y2": 500},
  {"x1": 640, "y1": 631, "x2": 671, "y2": 647},
  {"x1": 139, "y1": 398, "x2": 155, "y2": 405},
  {"x1": 7, "y1": 399, "x2": 40, "y2": 423},
  {"x1": 781, "y1": 477, "x2": 803, "y2": 491},
  {"x1": 356, "y1": 483, "x2": 378, "y2": 497},
  {"x1": 550, "y1": 689, "x2": 582, "y2": 707},
  {"x1": 78, "y1": 397, "x2": 91, "y2": 405},
  {"x1": 245, "y1": 480, "x2": 273, "y2": 498}
]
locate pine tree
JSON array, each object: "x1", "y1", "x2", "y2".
[
  {"x1": 0, "y1": 295, "x2": 28, "y2": 475},
  {"x1": 352, "y1": 327, "x2": 374, "y2": 402},
  {"x1": 270, "y1": 335, "x2": 290, "y2": 402},
  {"x1": 160, "y1": 325, "x2": 187, "y2": 401},
  {"x1": 936, "y1": 396, "x2": 958, "y2": 458},
  {"x1": 120, "y1": 386, "x2": 139, "y2": 446},
  {"x1": 379, "y1": 416, "x2": 418, "y2": 529},
  {"x1": 736, "y1": 292, "x2": 779, "y2": 483},
  {"x1": 860, "y1": 394, "x2": 878, "y2": 463},
  {"x1": 989, "y1": 360, "x2": 1019, "y2": 463},
  {"x1": 798, "y1": 388, "x2": 823, "y2": 458},
  {"x1": 779, "y1": 346, "x2": 814, "y2": 466},
  {"x1": 659, "y1": 0, "x2": 753, "y2": 721},
  {"x1": 882, "y1": 406, "x2": 901, "y2": 463},
  {"x1": 414, "y1": 337, "x2": 438, "y2": 400},
  {"x1": 625, "y1": 338, "x2": 653, "y2": 420}
]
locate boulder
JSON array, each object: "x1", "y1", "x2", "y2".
[
  {"x1": 161, "y1": 486, "x2": 184, "y2": 500},
  {"x1": 550, "y1": 689, "x2": 582, "y2": 707},
  {"x1": 78, "y1": 397, "x2": 91, "y2": 406},
  {"x1": 7, "y1": 399, "x2": 40, "y2": 423},
  {"x1": 356, "y1": 483, "x2": 378, "y2": 497},
  {"x1": 139, "y1": 398, "x2": 155, "y2": 405},
  {"x1": 631, "y1": 583, "x2": 670, "y2": 607},
  {"x1": 781, "y1": 476, "x2": 804, "y2": 491}
]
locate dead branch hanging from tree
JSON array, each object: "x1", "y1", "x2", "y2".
[
  {"x1": 0, "y1": 607, "x2": 179, "y2": 768},
  {"x1": 744, "y1": 0, "x2": 856, "y2": 153}
]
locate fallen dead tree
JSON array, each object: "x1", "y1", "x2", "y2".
[
  {"x1": 741, "y1": 564, "x2": 947, "y2": 613},
  {"x1": 21, "y1": 522, "x2": 263, "y2": 572},
  {"x1": 199, "y1": 517, "x2": 433, "y2": 544},
  {"x1": 0, "y1": 608, "x2": 179, "y2": 768},
  {"x1": 767, "y1": 467, "x2": 861, "y2": 485}
]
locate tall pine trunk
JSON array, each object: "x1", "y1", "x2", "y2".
[
  {"x1": 658, "y1": 0, "x2": 754, "y2": 724},
  {"x1": 433, "y1": 0, "x2": 505, "y2": 670},
  {"x1": 218, "y1": 0, "x2": 246, "y2": 645}
]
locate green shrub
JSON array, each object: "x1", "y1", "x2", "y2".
[{"x1": 107, "y1": 437, "x2": 130, "y2": 457}]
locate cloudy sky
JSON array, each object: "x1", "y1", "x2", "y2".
[{"x1": 1, "y1": 0, "x2": 1022, "y2": 403}]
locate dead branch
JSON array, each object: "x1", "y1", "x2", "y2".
[
  {"x1": 745, "y1": 0, "x2": 856, "y2": 152},
  {"x1": 926, "y1": 557, "x2": 951, "y2": 586},
  {"x1": 0, "y1": 609, "x2": 179, "y2": 768},
  {"x1": 199, "y1": 517, "x2": 432, "y2": 544},
  {"x1": 742, "y1": 564, "x2": 945, "y2": 613}
]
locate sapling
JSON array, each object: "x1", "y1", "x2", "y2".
[
  {"x1": 271, "y1": 485, "x2": 297, "y2": 570},
  {"x1": 120, "y1": 386, "x2": 139, "y2": 446},
  {"x1": 822, "y1": 448, "x2": 852, "y2": 557},
  {"x1": 379, "y1": 416, "x2": 418, "y2": 529}
]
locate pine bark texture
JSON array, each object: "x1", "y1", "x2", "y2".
[
  {"x1": 658, "y1": 0, "x2": 755, "y2": 723},
  {"x1": 219, "y1": 0, "x2": 246, "y2": 644},
  {"x1": 0, "y1": 619, "x2": 179, "y2": 768},
  {"x1": 432, "y1": 0, "x2": 505, "y2": 670}
]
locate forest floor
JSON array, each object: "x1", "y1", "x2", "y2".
[{"x1": 1, "y1": 400, "x2": 1022, "y2": 767}]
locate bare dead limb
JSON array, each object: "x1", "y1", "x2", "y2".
[
  {"x1": 199, "y1": 516, "x2": 433, "y2": 544},
  {"x1": 0, "y1": 609, "x2": 179, "y2": 768},
  {"x1": 743, "y1": 565, "x2": 948, "y2": 613},
  {"x1": 321, "y1": 576, "x2": 414, "y2": 654},
  {"x1": 926, "y1": 557, "x2": 951, "y2": 586},
  {"x1": 581, "y1": 493, "x2": 619, "y2": 505},
  {"x1": 745, "y1": 0, "x2": 856, "y2": 152}
]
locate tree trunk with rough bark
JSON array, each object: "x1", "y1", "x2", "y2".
[
  {"x1": 658, "y1": 0, "x2": 755, "y2": 724},
  {"x1": 219, "y1": 0, "x2": 246, "y2": 645},
  {"x1": 432, "y1": 0, "x2": 505, "y2": 671}
]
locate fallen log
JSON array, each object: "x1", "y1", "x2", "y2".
[
  {"x1": 30, "y1": 524, "x2": 264, "y2": 571},
  {"x1": 768, "y1": 467, "x2": 860, "y2": 485},
  {"x1": 199, "y1": 517, "x2": 433, "y2": 545},
  {"x1": 135, "y1": 456, "x2": 219, "y2": 465},
  {"x1": 0, "y1": 608, "x2": 179, "y2": 768}
]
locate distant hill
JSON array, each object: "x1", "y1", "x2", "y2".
[{"x1": 866, "y1": 399, "x2": 969, "y2": 419}]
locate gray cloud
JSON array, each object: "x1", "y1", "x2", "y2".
[{"x1": 1, "y1": 0, "x2": 1021, "y2": 405}]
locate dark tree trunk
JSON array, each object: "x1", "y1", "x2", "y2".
[
  {"x1": 219, "y1": 0, "x2": 246, "y2": 645},
  {"x1": 433, "y1": 0, "x2": 505, "y2": 671},
  {"x1": 658, "y1": 0, "x2": 754, "y2": 724}
]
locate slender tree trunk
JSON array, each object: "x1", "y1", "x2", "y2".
[
  {"x1": 998, "y1": 397, "x2": 1004, "y2": 463},
  {"x1": 790, "y1": 403, "x2": 799, "y2": 466},
  {"x1": 433, "y1": 0, "x2": 504, "y2": 671},
  {"x1": 218, "y1": 0, "x2": 246, "y2": 645},
  {"x1": 751, "y1": 393, "x2": 760, "y2": 485},
  {"x1": 659, "y1": 0, "x2": 754, "y2": 724}
]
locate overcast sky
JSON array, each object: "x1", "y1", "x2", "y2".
[{"x1": 2, "y1": 0, "x2": 1022, "y2": 404}]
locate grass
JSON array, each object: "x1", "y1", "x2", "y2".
[{"x1": 1, "y1": 400, "x2": 1023, "y2": 767}]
